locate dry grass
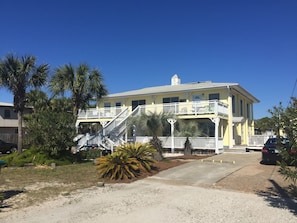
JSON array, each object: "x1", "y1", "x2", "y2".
[
  {"x1": 0, "y1": 156, "x2": 203, "y2": 211},
  {"x1": 0, "y1": 162, "x2": 99, "y2": 210}
]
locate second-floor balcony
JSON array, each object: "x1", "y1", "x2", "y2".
[{"x1": 77, "y1": 100, "x2": 229, "y2": 121}]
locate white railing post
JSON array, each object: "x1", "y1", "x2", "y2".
[
  {"x1": 211, "y1": 117, "x2": 220, "y2": 154},
  {"x1": 167, "y1": 118, "x2": 177, "y2": 153}
]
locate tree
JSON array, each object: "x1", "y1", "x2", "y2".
[
  {"x1": 26, "y1": 90, "x2": 49, "y2": 113},
  {"x1": 24, "y1": 95, "x2": 76, "y2": 158},
  {"x1": 0, "y1": 54, "x2": 49, "y2": 154},
  {"x1": 268, "y1": 102, "x2": 286, "y2": 137},
  {"x1": 145, "y1": 112, "x2": 171, "y2": 160},
  {"x1": 277, "y1": 98, "x2": 297, "y2": 187},
  {"x1": 49, "y1": 63, "x2": 107, "y2": 120},
  {"x1": 269, "y1": 98, "x2": 297, "y2": 189},
  {"x1": 176, "y1": 120, "x2": 202, "y2": 137},
  {"x1": 254, "y1": 117, "x2": 275, "y2": 135},
  {"x1": 127, "y1": 112, "x2": 173, "y2": 160}
]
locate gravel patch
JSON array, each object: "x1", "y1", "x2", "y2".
[{"x1": 0, "y1": 179, "x2": 296, "y2": 223}]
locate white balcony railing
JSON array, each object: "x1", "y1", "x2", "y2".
[{"x1": 77, "y1": 100, "x2": 228, "y2": 120}]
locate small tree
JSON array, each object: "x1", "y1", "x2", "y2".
[
  {"x1": 127, "y1": 112, "x2": 173, "y2": 160},
  {"x1": 184, "y1": 137, "x2": 193, "y2": 156},
  {"x1": 269, "y1": 97, "x2": 297, "y2": 192},
  {"x1": 24, "y1": 96, "x2": 76, "y2": 158},
  {"x1": 176, "y1": 120, "x2": 202, "y2": 137},
  {"x1": 277, "y1": 98, "x2": 297, "y2": 188}
]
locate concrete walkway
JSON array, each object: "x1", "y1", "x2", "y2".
[{"x1": 146, "y1": 150, "x2": 262, "y2": 187}]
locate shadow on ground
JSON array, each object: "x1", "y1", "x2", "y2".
[
  {"x1": 0, "y1": 190, "x2": 24, "y2": 209},
  {"x1": 256, "y1": 179, "x2": 297, "y2": 216}
]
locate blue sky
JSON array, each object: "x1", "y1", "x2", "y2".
[{"x1": 0, "y1": 0, "x2": 296, "y2": 119}]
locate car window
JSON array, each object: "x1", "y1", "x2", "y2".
[
  {"x1": 266, "y1": 138, "x2": 277, "y2": 145},
  {"x1": 265, "y1": 138, "x2": 290, "y2": 145}
]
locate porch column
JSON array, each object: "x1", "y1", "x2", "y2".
[
  {"x1": 100, "y1": 121, "x2": 108, "y2": 136},
  {"x1": 167, "y1": 118, "x2": 177, "y2": 153},
  {"x1": 75, "y1": 121, "x2": 80, "y2": 133},
  {"x1": 211, "y1": 117, "x2": 220, "y2": 154},
  {"x1": 227, "y1": 87, "x2": 233, "y2": 148}
]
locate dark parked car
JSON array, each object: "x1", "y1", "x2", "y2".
[
  {"x1": 261, "y1": 137, "x2": 295, "y2": 164},
  {"x1": 0, "y1": 139, "x2": 17, "y2": 154}
]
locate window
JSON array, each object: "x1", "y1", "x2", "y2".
[
  {"x1": 132, "y1": 100, "x2": 146, "y2": 110},
  {"x1": 163, "y1": 97, "x2": 179, "y2": 104},
  {"x1": 4, "y1": 109, "x2": 11, "y2": 118},
  {"x1": 209, "y1": 93, "x2": 220, "y2": 100},
  {"x1": 115, "y1": 102, "x2": 122, "y2": 115},
  {"x1": 104, "y1": 102, "x2": 111, "y2": 116},
  {"x1": 208, "y1": 94, "x2": 219, "y2": 113},
  {"x1": 163, "y1": 97, "x2": 179, "y2": 113},
  {"x1": 232, "y1": 95, "x2": 236, "y2": 114},
  {"x1": 240, "y1": 100, "x2": 243, "y2": 116},
  {"x1": 247, "y1": 103, "x2": 250, "y2": 119}
]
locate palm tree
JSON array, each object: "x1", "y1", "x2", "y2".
[
  {"x1": 0, "y1": 54, "x2": 49, "y2": 154},
  {"x1": 26, "y1": 90, "x2": 49, "y2": 113},
  {"x1": 176, "y1": 120, "x2": 203, "y2": 137},
  {"x1": 49, "y1": 63, "x2": 107, "y2": 120},
  {"x1": 128, "y1": 112, "x2": 173, "y2": 160}
]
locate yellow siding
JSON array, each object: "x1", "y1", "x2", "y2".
[{"x1": 87, "y1": 84, "x2": 258, "y2": 149}]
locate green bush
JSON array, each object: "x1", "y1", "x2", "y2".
[
  {"x1": 116, "y1": 142, "x2": 156, "y2": 172},
  {"x1": 0, "y1": 148, "x2": 76, "y2": 167},
  {"x1": 95, "y1": 152, "x2": 139, "y2": 180},
  {"x1": 95, "y1": 142, "x2": 157, "y2": 181}
]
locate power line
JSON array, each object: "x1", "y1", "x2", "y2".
[{"x1": 291, "y1": 78, "x2": 297, "y2": 98}]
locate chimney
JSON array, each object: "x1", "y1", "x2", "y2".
[{"x1": 171, "y1": 74, "x2": 180, "y2": 85}]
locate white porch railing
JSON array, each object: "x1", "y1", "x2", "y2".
[
  {"x1": 77, "y1": 100, "x2": 228, "y2": 121},
  {"x1": 135, "y1": 136, "x2": 223, "y2": 151},
  {"x1": 248, "y1": 135, "x2": 269, "y2": 147}
]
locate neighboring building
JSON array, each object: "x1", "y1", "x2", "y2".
[
  {"x1": 0, "y1": 102, "x2": 18, "y2": 143},
  {"x1": 76, "y1": 75, "x2": 259, "y2": 153},
  {"x1": 0, "y1": 102, "x2": 31, "y2": 144}
]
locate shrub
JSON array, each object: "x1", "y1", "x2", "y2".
[
  {"x1": 75, "y1": 149, "x2": 102, "y2": 162},
  {"x1": 0, "y1": 148, "x2": 74, "y2": 167},
  {"x1": 116, "y1": 142, "x2": 156, "y2": 172},
  {"x1": 184, "y1": 137, "x2": 193, "y2": 156},
  {"x1": 150, "y1": 136, "x2": 163, "y2": 161},
  {"x1": 95, "y1": 152, "x2": 139, "y2": 180}
]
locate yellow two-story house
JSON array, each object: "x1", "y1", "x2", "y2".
[{"x1": 76, "y1": 75, "x2": 259, "y2": 153}]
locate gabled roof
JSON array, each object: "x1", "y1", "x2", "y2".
[{"x1": 104, "y1": 81, "x2": 259, "y2": 103}]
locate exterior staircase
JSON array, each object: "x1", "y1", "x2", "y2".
[{"x1": 74, "y1": 106, "x2": 142, "y2": 152}]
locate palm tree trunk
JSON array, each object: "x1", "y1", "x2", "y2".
[{"x1": 17, "y1": 111, "x2": 23, "y2": 154}]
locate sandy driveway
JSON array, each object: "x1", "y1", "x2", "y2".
[{"x1": 0, "y1": 151, "x2": 296, "y2": 222}]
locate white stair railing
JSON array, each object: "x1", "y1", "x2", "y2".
[{"x1": 75, "y1": 106, "x2": 142, "y2": 152}]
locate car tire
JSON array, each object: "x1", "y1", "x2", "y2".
[{"x1": 10, "y1": 147, "x2": 17, "y2": 153}]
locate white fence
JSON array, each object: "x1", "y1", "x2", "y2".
[
  {"x1": 248, "y1": 135, "x2": 269, "y2": 147},
  {"x1": 135, "y1": 136, "x2": 223, "y2": 153}
]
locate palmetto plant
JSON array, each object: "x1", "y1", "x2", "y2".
[
  {"x1": 116, "y1": 142, "x2": 156, "y2": 172},
  {"x1": 95, "y1": 142, "x2": 157, "y2": 180},
  {"x1": 95, "y1": 152, "x2": 139, "y2": 180}
]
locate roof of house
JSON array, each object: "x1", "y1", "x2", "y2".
[
  {"x1": 104, "y1": 81, "x2": 260, "y2": 103},
  {"x1": 0, "y1": 102, "x2": 14, "y2": 107}
]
